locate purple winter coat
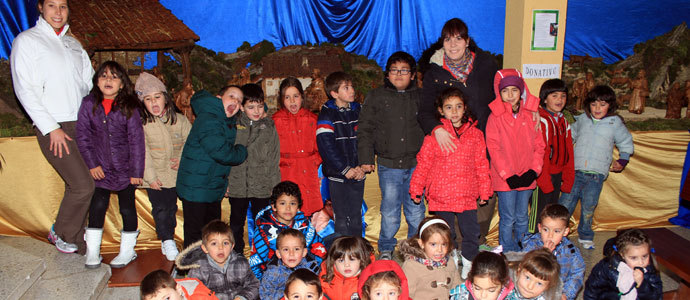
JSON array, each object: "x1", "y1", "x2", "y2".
[{"x1": 76, "y1": 94, "x2": 145, "y2": 190}]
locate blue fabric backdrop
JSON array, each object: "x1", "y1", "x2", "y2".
[{"x1": 1, "y1": 1, "x2": 689, "y2": 65}]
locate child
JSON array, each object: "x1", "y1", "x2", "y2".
[
  {"x1": 486, "y1": 69, "x2": 544, "y2": 252},
  {"x1": 76, "y1": 61, "x2": 144, "y2": 269},
  {"x1": 358, "y1": 260, "x2": 411, "y2": 300},
  {"x1": 559, "y1": 85, "x2": 634, "y2": 250},
  {"x1": 521, "y1": 204, "x2": 585, "y2": 300},
  {"x1": 319, "y1": 236, "x2": 375, "y2": 300},
  {"x1": 136, "y1": 72, "x2": 192, "y2": 261},
  {"x1": 176, "y1": 220, "x2": 259, "y2": 300},
  {"x1": 409, "y1": 87, "x2": 492, "y2": 277},
  {"x1": 506, "y1": 249, "x2": 562, "y2": 300},
  {"x1": 449, "y1": 251, "x2": 515, "y2": 300},
  {"x1": 260, "y1": 229, "x2": 321, "y2": 300},
  {"x1": 140, "y1": 269, "x2": 218, "y2": 300},
  {"x1": 316, "y1": 71, "x2": 365, "y2": 238},
  {"x1": 176, "y1": 85, "x2": 248, "y2": 248},
  {"x1": 584, "y1": 229, "x2": 662, "y2": 300},
  {"x1": 272, "y1": 77, "x2": 322, "y2": 216},
  {"x1": 399, "y1": 217, "x2": 461, "y2": 299},
  {"x1": 283, "y1": 269, "x2": 324, "y2": 300},
  {"x1": 249, "y1": 181, "x2": 327, "y2": 279},
  {"x1": 357, "y1": 51, "x2": 426, "y2": 259},
  {"x1": 530, "y1": 79, "x2": 574, "y2": 234},
  {"x1": 227, "y1": 83, "x2": 280, "y2": 254}
]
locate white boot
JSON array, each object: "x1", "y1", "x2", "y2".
[
  {"x1": 450, "y1": 249, "x2": 461, "y2": 271},
  {"x1": 461, "y1": 255, "x2": 472, "y2": 279},
  {"x1": 84, "y1": 228, "x2": 103, "y2": 269},
  {"x1": 161, "y1": 239, "x2": 179, "y2": 261},
  {"x1": 110, "y1": 230, "x2": 139, "y2": 268}
]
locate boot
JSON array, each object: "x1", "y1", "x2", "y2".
[
  {"x1": 84, "y1": 228, "x2": 103, "y2": 269},
  {"x1": 110, "y1": 230, "x2": 139, "y2": 268},
  {"x1": 450, "y1": 249, "x2": 461, "y2": 271},
  {"x1": 161, "y1": 239, "x2": 179, "y2": 261},
  {"x1": 461, "y1": 255, "x2": 472, "y2": 279}
]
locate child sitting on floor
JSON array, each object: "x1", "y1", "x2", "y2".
[
  {"x1": 283, "y1": 269, "x2": 325, "y2": 300},
  {"x1": 358, "y1": 260, "x2": 411, "y2": 300},
  {"x1": 249, "y1": 181, "x2": 328, "y2": 279},
  {"x1": 176, "y1": 220, "x2": 259, "y2": 300},
  {"x1": 140, "y1": 269, "x2": 218, "y2": 300},
  {"x1": 260, "y1": 229, "x2": 321, "y2": 300}
]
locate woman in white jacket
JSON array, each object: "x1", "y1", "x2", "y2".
[{"x1": 10, "y1": 0, "x2": 95, "y2": 256}]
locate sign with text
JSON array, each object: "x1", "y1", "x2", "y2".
[{"x1": 522, "y1": 64, "x2": 560, "y2": 79}]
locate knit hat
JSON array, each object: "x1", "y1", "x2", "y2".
[
  {"x1": 498, "y1": 75, "x2": 524, "y2": 94},
  {"x1": 135, "y1": 72, "x2": 166, "y2": 101}
]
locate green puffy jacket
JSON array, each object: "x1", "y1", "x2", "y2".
[{"x1": 176, "y1": 90, "x2": 247, "y2": 203}]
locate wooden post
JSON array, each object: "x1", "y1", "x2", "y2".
[
  {"x1": 503, "y1": 0, "x2": 568, "y2": 92},
  {"x1": 174, "y1": 45, "x2": 194, "y2": 86}
]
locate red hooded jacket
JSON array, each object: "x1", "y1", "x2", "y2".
[
  {"x1": 486, "y1": 69, "x2": 545, "y2": 192},
  {"x1": 273, "y1": 108, "x2": 323, "y2": 215},
  {"x1": 358, "y1": 260, "x2": 411, "y2": 300}
]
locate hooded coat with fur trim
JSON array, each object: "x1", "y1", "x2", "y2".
[
  {"x1": 398, "y1": 238, "x2": 461, "y2": 300},
  {"x1": 176, "y1": 241, "x2": 260, "y2": 300},
  {"x1": 486, "y1": 69, "x2": 544, "y2": 192},
  {"x1": 358, "y1": 260, "x2": 411, "y2": 300}
]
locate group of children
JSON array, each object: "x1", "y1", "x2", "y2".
[{"x1": 75, "y1": 46, "x2": 647, "y2": 299}]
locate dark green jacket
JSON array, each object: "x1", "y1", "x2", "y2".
[
  {"x1": 176, "y1": 90, "x2": 247, "y2": 203},
  {"x1": 227, "y1": 112, "x2": 280, "y2": 198},
  {"x1": 357, "y1": 79, "x2": 425, "y2": 169}
]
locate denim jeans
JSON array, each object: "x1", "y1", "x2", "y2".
[
  {"x1": 559, "y1": 171, "x2": 605, "y2": 240},
  {"x1": 497, "y1": 189, "x2": 533, "y2": 252},
  {"x1": 377, "y1": 165, "x2": 425, "y2": 252}
]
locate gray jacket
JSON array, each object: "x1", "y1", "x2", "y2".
[
  {"x1": 357, "y1": 80, "x2": 425, "y2": 169},
  {"x1": 177, "y1": 241, "x2": 260, "y2": 300},
  {"x1": 572, "y1": 113, "x2": 633, "y2": 178},
  {"x1": 227, "y1": 112, "x2": 281, "y2": 198}
]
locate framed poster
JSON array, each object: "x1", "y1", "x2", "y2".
[{"x1": 531, "y1": 9, "x2": 559, "y2": 51}]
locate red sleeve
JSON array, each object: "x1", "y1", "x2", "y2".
[
  {"x1": 486, "y1": 115, "x2": 513, "y2": 180},
  {"x1": 536, "y1": 117, "x2": 554, "y2": 193},
  {"x1": 474, "y1": 130, "x2": 493, "y2": 200},
  {"x1": 561, "y1": 122, "x2": 575, "y2": 193},
  {"x1": 409, "y1": 136, "x2": 436, "y2": 199}
]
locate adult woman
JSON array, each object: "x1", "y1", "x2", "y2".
[
  {"x1": 417, "y1": 18, "x2": 498, "y2": 245},
  {"x1": 10, "y1": 0, "x2": 95, "y2": 254}
]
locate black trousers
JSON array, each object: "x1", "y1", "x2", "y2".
[
  {"x1": 434, "y1": 209, "x2": 480, "y2": 261},
  {"x1": 530, "y1": 173, "x2": 563, "y2": 233},
  {"x1": 330, "y1": 180, "x2": 365, "y2": 237},
  {"x1": 146, "y1": 187, "x2": 178, "y2": 241},
  {"x1": 228, "y1": 196, "x2": 270, "y2": 254},
  {"x1": 181, "y1": 199, "x2": 221, "y2": 248},
  {"x1": 88, "y1": 185, "x2": 138, "y2": 231}
]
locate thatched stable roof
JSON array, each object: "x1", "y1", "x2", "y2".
[{"x1": 68, "y1": 0, "x2": 199, "y2": 52}]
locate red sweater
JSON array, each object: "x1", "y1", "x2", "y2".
[
  {"x1": 410, "y1": 118, "x2": 492, "y2": 213},
  {"x1": 536, "y1": 107, "x2": 575, "y2": 193},
  {"x1": 272, "y1": 108, "x2": 323, "y2": 215}
]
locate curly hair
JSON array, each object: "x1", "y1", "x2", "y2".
[{"x1": 270, "y1": 181, "x2": 303, "y2": 208}]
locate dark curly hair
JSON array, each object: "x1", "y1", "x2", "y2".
[
  {"x1": 435, "y1": 87, "x2": 474, "y2": 124},
  {"x1": 270, "y1": 181, "x2": 303, "y2": 209}
]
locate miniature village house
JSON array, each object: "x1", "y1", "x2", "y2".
[
  {"x1": 68, "y1": 0, "x2": 199, "y2": 84},
  {"x1": 260, "y1": 46, "x2": 343, "y2": 110}
]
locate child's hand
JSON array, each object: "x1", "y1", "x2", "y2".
[
  {"x1": 478, "y1": 199, "x2": 488, "y2": 205},
  {"x1": 233, "y1": 297, "x2": 242, "y2": 300},
  {"x1": 560, "y1": 294, "x2": 568, "y2": 300},
  {"x1": 150, "y1": 179, "x2": 163, "y2": 190},
  {"x1": 225, "y1": 186, "x2": 230, "y2": 198},
  {"x1": 544, "y1": 240, "x2": 556, "y2": 252},
  {"x1": 170, "y1": 158, "x2": 180, "y2": 170},
  {"x1": 411, "y1": 195, "x2": 422, "y2": 204},
  {"x1": 633, "y1": 268, "x2": 644, "y2": 287},
  {"x1": 434, "y1": 128, "x2": 456, "y2": 153},
  {"x1": 90, "y1": 166, "x2": 105, "y2": 180},
  {"x1": 532, "y1": 111, "x2": 541, "y2": 131},
  {"x1": 353, "y1": 167, "x2": 366, "y2": 180},
  {"x1": 345, "y1": 168, "x2": 357, "y2": 179},
  {"x1": 130, "y1": 177, "x2": 143, "y2": 185},
  {"x1": 361, "y1": 164, "x2": 376, "y2": 173},
  {"x1": 610, "y1": 159, "x2": 628, "y2": 173}
]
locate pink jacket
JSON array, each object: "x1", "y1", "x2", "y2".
[
  {"x1": 409, "y1": 118, "x2": 492, "y2": 213},
  {"x1": 486, "y1": 69, "x2": 545, "y2": 192}
]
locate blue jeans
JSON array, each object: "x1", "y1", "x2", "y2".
[
  {"x1": 559, "y1": 171, "x2": 605, "y2": 240},
  {"x1": 377, "y1": 165, "x2": 425, "y2": 252},
  {"x1": 497, "y1": 190, "x2": 533, "y2": 252}
]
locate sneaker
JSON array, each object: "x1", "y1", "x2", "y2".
[
  {"x1": 379, "y1": 250, "x2": 393, "y2": 260},
  {"x1": 48, "y1": 225, "x2": 78, "y2": 253},
  {"x1": 578, "y1": 238, "x2": 595, "y2": 250},
  {"x1": 478, "y1": 244, "x2": 493, "y2": 252},
  {"x1": 161, "y1": 240, "x2": 179, "y2": 261}
]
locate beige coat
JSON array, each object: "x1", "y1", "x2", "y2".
[
  {"x1": 399, "y1": 238, "x2": 461, "y2": 300},
  {"x1": 142, "y1": 113, "x2": 192, "y2": 188}
]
